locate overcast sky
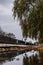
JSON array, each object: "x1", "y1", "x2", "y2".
[{"x1": 0, "y1": 0, "x2": 36, "y2": 43}]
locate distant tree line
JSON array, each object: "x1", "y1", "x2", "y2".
[{"x1": 0, "y1": 34, "x2": 36, "y2": 45}]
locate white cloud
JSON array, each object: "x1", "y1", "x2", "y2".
[
  {"x1": 0, "y1": 0, "x2": 14, "y2": 5},
  {"x1": 1, "y1": 22, "x2": 23, "y2": 40},
  {"x1": 0, "y1": 4, "x2": 12, "y2": 16}
]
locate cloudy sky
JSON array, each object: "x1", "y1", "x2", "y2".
[{"x1": 0, "y1": 0, "x2": 35, "y2": 43}]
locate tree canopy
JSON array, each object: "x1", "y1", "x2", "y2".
[{"x1": 13, "y1": 0, "x2": 43, "y2": 43}]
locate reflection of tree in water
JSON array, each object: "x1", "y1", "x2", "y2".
[
  {"x1": 0, "y1": 51, "x2": 43, "y2": 65},
  {"x1": 0, "y1": 50, "x2": 27, "y2": 64},
  {"x1": 39, "y1": 52, "x2": 43, "y2": 65},
  {"x1": 23, "y1": 52, "x2": 43, "y2": 65},
  {"x1": 23, "y1": 54, "x2": 29, "y2": 65},
  {"x1": 0, "y1": 51, "x2": 17, "y2": 64}
]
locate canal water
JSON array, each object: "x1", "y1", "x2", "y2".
[
  {"x1": 0, "y1": 50, "x2": 40, "y2": 65},
  {"x1": 0, "y1": 50, "x2": 43, "y2": 65}
]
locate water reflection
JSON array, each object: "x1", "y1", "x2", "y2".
[
  {"x1": 0, "y1": 51, "x2": 43, "y2": 65},
  {"x1": 23, "y1": 54, "x2": 29, "y2": 65},
  {"x1": 0, "y1": 51, "x2": 17, "y2": 64},
  {"x1": 39, "y1": 51, "x2": 43, "y2": 65},
  {"x1": 23, "y1": 51, "x2": 43, "y2": 65},
  {"x1": 0, "y1": 50, "x2": 28, "y2": 65}
]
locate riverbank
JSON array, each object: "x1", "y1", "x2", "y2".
[
  {"x1": 0, "y1": 43, "x2": 43, "y2": 52},
  {"x1": 26, "y1": 44, "x2": 43, "y2": 52}
]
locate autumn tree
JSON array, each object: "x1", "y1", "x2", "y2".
[{"x1": 13, "y1": 0, "x2": 43, "y2": 43}]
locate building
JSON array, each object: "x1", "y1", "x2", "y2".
[{"x1": 6, "y1": 33, "x2": 15, "y2": 39}]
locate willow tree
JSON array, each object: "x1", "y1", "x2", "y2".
[{"x1": 13, "y1": 0, "x2": 43, "y2": 43}]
